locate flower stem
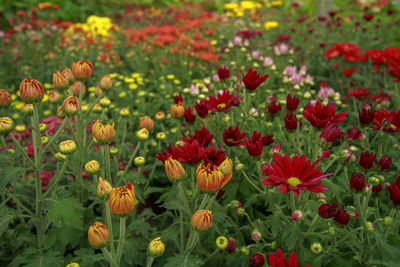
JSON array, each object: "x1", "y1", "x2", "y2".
[
  {"x1": 185, "y1": 229, "x2": 199, "y2": 253},
  {"x1": 177, "y1": 181, "x2": 192, "y2": 215},
  {"x1": 146, "y1": 256, "x2": 155, "y2": 267},
  {"x1": 8, "y1": 133, "x2": 35, "y2": 167},
  {"x1": 101, "y1": 248, "x2": 118, "y2": 267},
  {"x1": 42, "y1": 157, "x2": 69, "y2": 199},
  {"x1": 116, "y1": 217, "x2": 127, "y2": 266},
  {"x1": 198, "y1": 194, "x2": 209, "y2": 210},
  {"x1": 241, "y1": 170, "x2": 264, "y2": 194},
  {"x1": 118, "y1": 142, "x2": 141, "y2": 186},
  {"x1": 105, "y1": 200, "x2": 115, "y2": 257}
]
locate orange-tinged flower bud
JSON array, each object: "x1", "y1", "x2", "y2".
[
  {"x1": 170, "y1": 103, "x2": 185, "y2": 117},
  {"x1": 19, "y1": 78, "x2": 44, "y2": 103},
  {"x1": 92, "y1": 120, "x2": 115, "y2": 144},
  {"x1": 0, "y1": 89, "x2": 12, "y2": 107},
  {"x1": 57, "y1": 105, "x2": 65, "y2": 118},
  {"x1": 71, "y1": 80, "x2": 86, "y2": 96},
  {"x1": 59, "y1": 139, "x2": 76, "y2": 154},
  {"x1": 109, "y1": 183, "x2": 136, "y2": 216},
  {"x1": 191, "y1": 210, "x2": 212, "y2": 231},
  {"x1": 95, "y1": 85, "x2": 103, "y2": 96},
  {"x1": 0, "y1": 117, "x2": 14, "y2": 135},
  {"x1": 139, "y1": 115, "x2": 154, "y2": 130},
  {"x1": 165, "y1": 157, "x2": 186, "y2": 181},
  {"x1": 62, "y1": 67, "x2": 75, "y2": 83},
  {"x1": 88, "y1": 221, "x2": 109, "y2": 249},
  {"x1": 97, "y1": 177, "x2": 112, "y2": 200},
  {"x1": 21, "y1": 104, "x2": 33, "y2": 115},
  {"x1": 155, "y1": 110, "x2": 166, "y2": 121},
  {"x1": 48, "y1": 90, "x2": 61, "y2": 103},
  {"x1": 218, "y1": 158, "x2": 233, "y2": 176},
  {"x1": 62, "y1": 96, "x2": 80, "y2": 116},
  {"x1": 196, "y1": 163, "x2": 232, "y2": 192},
  {"x1": 71, "y1": 60, "x2": 93, "y2": 80},
  {"x1": 120, "y1": 108, "x2": 130, "y2": 117},
  {"x1": 52, "y1": 70, "x2": 69, "y2": 90},
  {"x1": 99, "y1": 74, "x2": 113, "y2": 90}
]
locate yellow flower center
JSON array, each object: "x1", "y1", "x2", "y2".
[
  {"x1": 218, "y1": 103, "x2": 227, "y2": 109},
  {"x1": 288, "y1": 177, "x2": 301, "y2": 187}
]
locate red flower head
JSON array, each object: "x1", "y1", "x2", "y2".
[
  {"x1": 267, "y1": 102, "x2": 282, "y2": 117},
  {"x1": 156, "y1": 151, "x2": 172, "y2": 163},
  {"x1": 372, "y1": 184, "x2": 382, "y2": 195},
  {"x1": 350, "y1": 172, "x2": 366, "y2": 192},
  {"x1": 363, "y1": 14, "x2": 374, "y2": 21},
  {"x1": 342, "y1": 68, "x2": 356, "y2": 77},
  {"x1": 262, "y1": 134, "x2": 274, "y2": 146},
  {"x1": 173, "y1": 93, "x2": 184, "y2": 105},
  {"x1": 334, "y1": 208, "x2": 350, "y2": 226},
  {"x1": 217, "y1": 65, "x2": 230, "y2": 80},
  {"x1": 268, "y1": 249, "x2": 311, "y2": 267},
  {"x1": 184, "y1": 107, "x2": 196, "y2": 124},
  {"x1": 377, "y1": 154, "x2": 392, "y2": 171},
  {"x1": 320, "y1": 123, "x2": 341, "y2": 145},
  {"x1": 347, "y1": 127, "x2": 363, "y2": 140},
  {"x1": 359, "y1": 104, "x2": 376, "y2": 125},
  {"x1": 223, "y1": 126, "x2": 246, "y2": 146},
  {"x1": 167, "y1": 140, "x2": 205, "y2": 164},
  {"x1": 303, "y1": 101, "x2": 347, "y2": 129},
  {"x1": 181, "y1": 126, "x2": 213, "y2": 147},
  {"x1": 386, "y1": 176, "x2": 400, "y2": 206},
  {"x1": 285, "y1": 113, "x2": 298, "y2": 131},
  {"x1": 250, "y1": 253, "x2": 265, "y2": 267},
  {"x1": 207, "y1": 89, "x2": 235, "y2": 113},
  {"x1": 244, "y1": 131, "x2": 263, "y2": 158},
  {"x1": 286, "y1": 94, "x2": 300, "y2": 112},
  {"x1": 225, "y1": 238, "x2": 236, "y2": 253},
  {"x1": 373, "y1": 108, "x2": 400, "y2": 132},
  {"x1": 347, "y1": 88, "x2": 369, "y2": 100},
  {"x1": 318, "y1": 203, "x2": 338, "y2": 219},
  {"x1": 194, "y1": 99, "x2": 209, "y2": 118},
  {"x1": 359, "y1": 151, "x2": 377, "y2": 170},
  {"x1": 203, "y1": 146, "x2": 226, "y2": 167},
  {"x1": 262, "y1": 153, "x2": 333, "y2": 197},
  {"x1": 241, "y1": 67, "x2": 269, "y2": 91}
]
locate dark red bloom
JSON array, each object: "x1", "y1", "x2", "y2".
[
  {"x1": 347, "y1": 88, "x2": 369, "y2": 100},
  {"x1": 347, "y1": 127, "x2": 363, "y2": 140},
  {"x1": 363, "y1": 14, "x2": 374, "y2": 21},
  {"x1": 359, "y1": 104, "x2": 376, "y2": 125},
  {"x1": 244, "y1": 131, "x2": 264, "y2": 158},
  {"x1": 207, "y1": 89, "x2": 235, "y2": 113},
  {"x1": 342, "y1": 68, "x2": 356, "y2": 77},
  {"x1": 359, "y1": 151, "x2": 377, "y2": 170},
  {"x1": 373, "y1": 108, "x2": 400, "y2": 132},
  {"x1": 334, "y1": 208, "x2": 350, "y2": 225},
  {"x1": 250, "y1": 253, "x2": 265, "y2": 267},
  {"x1": 217, "y1": 65, "x2": 230, "y2": 80},
  {"x1": 222, "y1": 126, "x2": 246, "y2": 146},
  {"x1": 262, "y1": 153, "x2": 333, "y2": 197},
  {"x1": 328, "y1": 11, "x2": 337, "y2": 17},
  {"x1": 267, "y1": 102, "x2": 282, "y2": 117},
  {"x1": 241, "y1": 67, "x2": 269, "y2": 91},
  {"x1": 262, "y1": 134, "x2": 274, "y2": 146},
  {"x1": 181, "y1": 126, "x2": 213, "y2": 147},
  {"x1": 386, "y1": 176, "x2": 400, "y2": 206},
  {"x1": 320, "y1": 123, "x2": 341, "y2": 145},
  {"x1": 319, "y1": 149, "x2": 331, "y2": 160},
  {"x1": 194, "y1": 99, "x2": 209, "y2": 118},
  {"x1": 167, "y1": 140, "x2": 205, "y2": 164},
  {"x1": 350, "y1": 173, "x2": 366, "y2": 192},
  {"x1": 318, "y1": 203, "x2": 338, "y2": 219},
  {"x1": 184, "y1": 107, "x2": 196, "y2": 124},
  {"x1": 226, "y1": 238, "x2": 236, "y2": 253},
  {"x1": 156, "y1": 151, "x2": 172, "y2": 163},
  {"x1": 372, "y1": 184, "x2": 382, "y2": 195},
  {"x1": 174, "y1": 93, "x2": 184, "y2": 104},
  {"x1": 303, "y1": 101, "x2": 347, "y2": 129},
  {"x1": 377, "y1": 154, "x2": 392, "y2": 171},
  {"x1": 203, "y1": 146, "x2": 226, "y2": 167},
  {"x1": 285, "y1": 113, "x2": 298, "y2": 131},
  {"x1": 268, "y1": 249, "x2": 311, "y2": 267},
  {"x1": 286, "y1": 94, "x2": 300, "y2": 112}
]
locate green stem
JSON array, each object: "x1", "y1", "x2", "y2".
[
  {"x1": 2, "y1": 189, "x2": 34, "y2": 217},
  {"x1": 118, "y1": 142, "x2": 141, "y2": 185},
  {"x1": 304, "y1": 214, "x2": 319, "y2": 237},
  {"x1": 105, "y1": 201, "x2": 115, "y2": 257},
  {"x1": 180, "y1": 211, "x2": 184, "y2": 253},
  {"x1": 185, "y1": 229, "x2": 199, "y2": 253},
  {"x1": 198, "y1": 194, "x2": 209, "y2": 210},
  {"x1": 104, "y1": 145, "x2": 112, "y2": 182},
  {"x1": 241, "y1": 170, "x2": 264, "y2": 194},
  {"x1": 41, "y1": 118, "x2": 67, "y2": 163},
  {"x1": 8, "y1": 133, "x2": 35, "y2": 167},
  {"x1": 101, "y1": 248, "x2": 118, "y2": 267},
  {"x1": 84, "y1": 92, "x2": 106, "y2": 117},
  {"x1": 116, "y1": 217, "x2": 127, "y2": 266},
  {"x1": 177, "y1": 181, "x2": 192, "y2": 215},
  {"x1": 42, "y1": 158, "x2": 69, "y2": 198},
  {"x1": 146, "y1": 256, "x2": 155, "y2": 267}
]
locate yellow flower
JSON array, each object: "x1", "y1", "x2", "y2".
[
  {"x1": 224, "y1": 3, "x2": 239, "y2": 10},
  {"x1": 264, "y1": 21, "x2": 279, "y2": 30},
  {"x1": 148, "y1": 237, "x2": 165, "y2": 257},
  {"x1": 92, "y1": 120, "x2": 115, "y2": 144}
]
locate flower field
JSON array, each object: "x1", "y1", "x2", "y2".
[{"x1": 1, "y1": 0, "x2": 400, "y2": 266}]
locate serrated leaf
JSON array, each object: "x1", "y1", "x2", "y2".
[
  {"x1": 164, "y1": 253, "x2": 204, "y2": 267},
  {"x1": 47, "y1": 196, "x2": 83, "y2": 228},
  {"x1": 72, "y1": 248, "x2": 104, "y2": 267}
]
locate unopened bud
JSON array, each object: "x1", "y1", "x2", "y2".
[
  {"x1": 216, "y1": 236, "x2": 229, "y2": 250},
  {"x1": 134, "y1": 156, "x2": 146, "y2": 166},
  {"x1": 383, "y1": 216, "x2": 393, "y2": 226},
  {"x1": 136, "y1": 128, "x2": 149, "y2": 141},
  {"x1": 156, "y1": 132, "x2": 166, "y2": 140},
  {"x1": 59, "y1": 140, "x2": 76, "y2": 154},
  {"x1": 85, "y1": 160, "x2": 100, "y2": 174},
  {"x1": 251, "y1": 229, "x2": 262, "y2": 241},
  {"x1": 365, "y1": 221, "x2": 375, "y2": 234},
  {"x1": 310, "y1": 242, "x2": 323, "y2": 254},
  {"x1": 54, "y1": 152, "x2": 67, "y2": 161},
  {"x1": 292, "y1": 210, "x2": 303, "y2": 221}
]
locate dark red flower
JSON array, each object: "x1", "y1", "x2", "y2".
[
  {"x1": 262, "y1": 153, "x2": 333, "y2": 197},
  {"x1": 167, "y1": 140, "x2": 205, "y2": 164},
  {"x1": 207, "y1": 89, "x2": 235, "y2": 113},
  {"x1": 226, "y1": 238, "x2": 236, "y2": 253},
  {"x1": 318, "y1": 203, "x2": 338, "y2": 219},
  {"x1": 203, "y1": 146, "x2": 226, "y2": 167},
  {"x1": 268, "y1": 249, "x2": 311, "y2": 267},
  {"x1": 285, "y1": 113, "x2": 298, "y2": 131},
  {"x1": 359, "y1": 104, "x2": 376, "y2": 125},
  {"x1": 194, "y1": 99, "x2": 209, "y2": 118},
  {"x1": 373, "y1": 108, "x2": 400, "y2": 132},
  {"x1": 262, "y1": 134, "x2": 274, "y2": 146},
  {"x1": 320, "y1": 123, "x2": 341, "y2": 145},
  {"x1": 217, "y1": 65, "x2": 230, "y2": 80},
  {"x1": 319, "y1": 149, "x2": 331, "y2": 160},
  {"x1": 222, "y1": 126, "x2": 246, "y2": 146},
  {"x1": 250, "y1": 253, "x2": 265, "y2": 267},
  {"x1": 359, "y1": 151, "x2": 377, "y2": 170},
  {"x1": 377, "y1": 154, "x2": 392, "y2": 171},
  {"x1": 347, "y1": 88, "x2": 369, "y2": 100},
  {"x1": 244, "y1": 131, "x2": 264, "y2": 158},
  {"x1": 334, "y1": 208, "x2": 350, "y2": 225},
  {"x1": 181, "y1": 126, "x2": 213, "y2": 147},
  {"x1": 328, "y1": 11, "x2": 337, "y2": 17},
  {"x1": 363, "y1": 14, "x2": 374, "y2": 21},
  {"x1": 156, "y1": 151, "x2": 172, "y2": 163},
  {"x1": 241, "y1": 67, "x2": 269, "y2": 91},
  {"x1": 372, "y1": 184, "x2": 382, "y2": 195},
  {"x1": 350, "y1": 172, "x2": 366, "y2": 192},
  {"x1": 286, "y1": 94, "x2": 300, "y2": 112},
  {"x1": 386, "y1": 176, "x2": 400, "y2": 206},
  {"x1": 347, "y1": 127, "x2": 363, "y2": 140},
  {"x1": 184, "y1": 107, "x2": 196, "y2": 124},
  {"x1": 174, "y1": 93, "x2": 184, "y2": 104},
  {"x1": 303, "y1": 101, "x2": 347, "y2": 129},
  {"x1": 342, "y1": 68, "x2": 356, "y2": 77}
]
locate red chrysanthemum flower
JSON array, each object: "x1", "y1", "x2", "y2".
[
  {"x1": 167, "y1": 140, "x2": 205, "y2": 164},
  {"x1": 318, "y1": 203, "x2": 338, "y2": 219},
  {"x1": 194, "y1": 99, "x2": 210, "y2": 118},
  {"x1": 377, "y1": 154, "x2": 392, "y2": 171},
  {"x1": 303, "y1": 101, "x2": 347, "y2": 129},
  {"x1": 359, "y1": 104, "x2": 376, "y2": 125},
  {"x1": 334, "y1": 208, "x2": 350, "y2": 226},
  {"x1": 286, "y1": 94, "x2": 300, "y2": 112},
  {"x1": 320, "y1": 123, "x2": 341, "y2": 145},
  {"x1": 184, "y1": 107, "x2": 196, "y2": 124},
  {"x1": 386, "y1": 176, "x2": 400, "y2": 206},
  {"x1": 207, "y1": 89, "x2": 235, "y2": 113},
  {"x1": 261, "y1": 153, "x2": 333, "y2": 197},
  {"x1": 181, "y1": 126, "x2": 213, "y2": 147},
  {"x1": 222, "y1": 126, "x2": 246, "y2": 146},
  {"x1": 241, "y1": 67, "x2": 269, "y2": 91},
  {"x1": 250, "y1": 253, "x2": 265, "y2": 267},
  {"x1": 373, "y1": 108, "x2": 400, "y2": 132},
  {"x1": 217, "y1": 65, "x2": 230, "y2": 80},
  {"x1": 350, "y1": 172, "x2": 366, "y2": 192},
  {"x1": 203, "y1": 146, "x2": 226, "y2": 167},
  {"x1": 268, "y1": 249, "x2": 311, "y2": 267},
  {"x1": 359, "y1": 151, "x2": 377, "y2": 170},
  {"x1": 244, "y1": 132, "x2": 264, "y2": 158}
]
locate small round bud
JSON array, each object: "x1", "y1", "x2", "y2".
[
  {"x1": 0, "y1": 117, "x2": 14, "y2": 135},
  {"x1": 120, "y1": 108, "x2": 130, "y2": 117},
  {"x1": 54, "y1": 152, "x2": 67, "y2": 161},
  {"x1": 240, "y1": 247, "x2": 250, "y2": 255},
  {"x1": 52, "y1": 71, "x2": 69, "y2": 90},
  {"x1": 59, "y1": 140, "x2": 76, "y2": 154},
  {"x1": 170, "y1": 103, "x2": 185, "y2": 117},
  {"x1": 71, "y1": 60, "x2": 93, "y2": 80},
  {"x1": 66, "y1": 263, "x2": 80, "y2": 267},
  {"x1": 270, "y1": 241, "x2": 277, "y2": 249},
  {"x1": 156, "y1": 132, "x2": 166, "y2": 140},
  {"x1": 191, "y1": 210, "x2": 212, "y2": 231},
  {"x1": 109, "y1": 147, "x2": 118, "y2": 155},
  {"x1": 216, "y1": 236, "x2": 229, "y2": 250},
  {"x1": 236, "y1": 207, "x2": 245, "y2": 216},
  {"x1": 377, "y1": 175, "x2": 385, "y2": 183},
  {"x1": 0, "y1": 89, "x2": 12, "y2": 107},
  {"x1": 39, "y1": 123, "x2": 47, "y2": 133},
  {"x1": 48, "y1": 90, "x2": 62, "y2": 103},
  {"x1": 41, "y1": 136, "x2": 49, "y2": 144},
  {"x1": 21, "y1": 104, "x2": 34, "y2": 115},
  {"x1": 164, "y1": 157, "x2": 186, "y2": 181},
  {"x1": 92, "y1": 121, "x2": 115, "y2": 144},
  {"x1": 136, "y1": 128, "x2": 149, "y2": 141},
  {"x1": 62, "y1": 67, "x2": 75, "y2": 83},
  {"x1": 292, "y1": 210, "x2": 303, "y2": 221},
  {"x1": 19, "y1": 78, "x2": 44, "y2": 103},
  {"x1": 92, "y1": 104, "x2": 102, "y2": 113},
  {"x1": 328, "y1": 227, "x2": 335, "y2": 236},
  {"x1": 365, "y1": 221, "x2": 375, "y2": 234},
  {"x1": 15, "y1": 124, "x2": 27, "y2": 133},
  {"x1": 62, "y1": 96, "x2": 80, "y2": 116},
  {"x1": 235, "y1": 163, "x2": 244, "y2": 171},
  {"x1": 139, "y1": 116, "x2": 154, "y2": 130},
  {"x1": 8, "y1": 148, "x2": 15, "y2": 154},
  {"x1": 88, "y1": 221, "x2": 108, "y2": 249},
  {"x1": 97, "y1": 177, "x2": 112, "y2": 200},
  {"x1": 251, "y1": 229, "x2": 262, "y2": 241},
  {"x1": 368, "y1": 176, "x2": 380, "y2": 186},
  {"x1": 85, "y1": 160, "x2": 100, "y2": 174},
  {"x1": 134, "y1": 156, "x2": 146, "y2": 166},
  {"x1": 99, "y1": 75, "x2": 113, "y2": 91},
  {"x1": 383, "y1": 216, "x2": 393, "y2": 226},
  {"x1": 155, "y1": 110, "x2": 166, "y2": 121},
  {"x1": 310, "y1": 242, "x2": 323, "y2": 254},
  {"x1": 99, "y1": 97, "x2": 111, "y2": 108},
  {"x1": 148, "y1": 237, "x2": 165, "y2": 257}
]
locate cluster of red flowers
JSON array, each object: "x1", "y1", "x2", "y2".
[
  {"x1": 358, "y1": 104, "x2": 400, "y2": 131},
  {"x1": 318, "y1": 203, "x2": 350, "y2": 225},
  {"x1": 250, "y1": 249, "x2": 311, "y2": 267}
]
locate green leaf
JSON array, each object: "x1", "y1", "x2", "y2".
[
  {"x1": 47, "y1": 196, "x2": 83, "y2": 228},
  {"x1": 164, "y1": 253, "x2": 204, "y2": 267},
  {"x1": 72, "y1": 248, "x2": 104, "y2": 267}
]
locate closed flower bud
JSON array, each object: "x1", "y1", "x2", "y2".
[
  {"x1": 62, "y1": 67, "x2": 75, "y2": 83},
  {"x1": 54, "y1": 152, "x2": 67, "y2": 161},
  {"x1": 136, "y1": 128, "x2": 149, "y2": 141},
  {"x1": 0, "y1": 89, "x2": 12, "y2": 107},
  {"x1": 155, "y1": 110, "x2": 166, "y2": 121},
  {"x1": 71, "y1": 60, "x2": 93, "y2": 80},
  {"x1": 134, "y1": 156, "x2": 146, "y2": 166},
  {"x1": 350, "y1": 172, "x2": 366, "y2": 192},
  {"x1": 120, "y1": 108, "x2": 130, "y2": 117},
  {"x1": 39, "y1": 123, "x2": 47, "y2": 133},
  {"x1": 170, "y1": 103, "x2": 185, "y2": 117},
  {"x1": 99, "y1": 75, "x2": 113, "y2": 90},
  {"x1": 148, "y1": 237, "x2": 165, "y2": 257},
  {"x1": 109, "y1": 183, "x2": 136, "y2": 216},
  {"x1": 236, "y1": 207, "x2": 245, "y2": 216},
  {"x1": 52, "y1": 71, "x2": 69, "y2": 90},
  {"x1": 328, "y1": 226, "x2": 335, "y2": 236},
  {"x1": 0, "y1": 117, "x2": 14, "y2": 135},
  {"x1": 41, "y1": 136, "x2": 49, "y2": 144},
  {"x1": 99, "y1": 97, "x2": 111, "y2": 107},
  {"x1": 85, "y1": 160, "x2": 100, "y2": 174},
  {"x1": 218, "y1": 158, "x2": 233, "y2": 176},
  {"x1": 88, "y1": 221, "x2": 109, "y2": 249},
  {"x1": 368, "y1": 176, "x2": 380, "y2": 186},
  {"x1": 196, "y1": 163, "x2": 232, "y2": 192},
  {"x1": 383, "y1": 216, "x2": 393, "y2": 226},
  {"x1": 71, "y1": 80, "x2": 86, "y2": 96},
  {"x1": 251, "y1": 229, "x2": 262, "y2": 241},
  {"x1": 66, "y1": 263, "x2": 80, "y2": 267},
  {"x1": 226, "y1": 238, "x2": 236, "y2": 253},
  {"x1": 110, "y1": 147, "x2": 118, "y2": 155},
  {"x1": 249, "y1": 253, "x2": 265, "y2": 267},
  {"x1": 235, "y1": 163, "x2": 244, "y2": 171},
  {"x1": 95, "y1": 86, "x2": 103, "y2": 96},
  {"x1": 310, "y1": 242, "x2": 323, "y2": 254},
  {"x1": 191, "y1": 209, "x2": 212, "y2": 231},
  {"x1": 139, "y1": 116, "x2": 154, "y2": 130},
  {"x1": 216, "y1": 236, "x2": 229, "y2": 249},
  {"x1": 59, "y1": 140, "x2": 76, "y2": 154},
  {"x1": 19, "y1": 78, "x2": 44, "y2": 103},
  {"x1": 270, "y1": 241, "x2": 277, "y2": 249},
  {"x1": 92, "y1": 104, "x2": 102, "y2": 113},
  {"x1": 156, "y1": 132, "x2": 166, "y2": 140},
  {"x1": 230, "y1": 200, "x2": 243, "y2": 209},
  {"x1": 92, "y1": 121, "x2": 115, "y2": 144},
  {"x1": 48, "y1": 90, "x2": 61, "y2": 103},
  {"x1": 21, "y1": 103, "x2": 34, "y2": 115},
  {"x1": 292, "y1": 210, "x2": 303, "y2": 221},
  {"x1": 334, "y1": 208, "x2": 350, "y2": 226},
  {"x1": 364, "y1": 221, "x2": 375, "y2": 234},
  {"x1": 165, "y1": 157, "x2": 186, "y2": 181},
  {"x1": 377, "y1": 175, "x2": 385, "y2": 183},
  {"x1": 97, "y1": 177, "x2": 112, "y2": 200},
  {"x1": 62, "y1": 96, "x2": 80, "y2": 116},
  {"x1": 15, "y1": 124, "x2": 27, "y2": 133},
  {"x1": 57, "y1": 106, "x2": 65, "y2": 118},
  {"x1": 241, "y1": 247, "x2": 250, "y2": 256}
]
